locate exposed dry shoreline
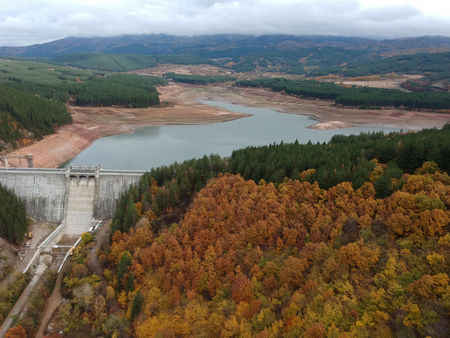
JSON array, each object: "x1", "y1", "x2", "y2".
[
  {"x1": 183, "y1": 84, "x2": 449, "y2": 131},
  {"x1": 5, "y1": 82, "x2": 450, "y2": 168},
  {"x1": 4, "y1": 84, "x2": 249, "y2": 168}
]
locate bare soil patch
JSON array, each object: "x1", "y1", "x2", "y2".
[
  {"x1": 4, "y1": 80, "x2": 449, "y2": 169},
  {"x1": 336, "y1": 74, "x2": 423, "y2": 90},
  {"x1": 5, "y1": 83, "x2": 248, "y2": 168},
  {"x1": 0, "y1": 222, "x2": 54, "y2": 288},
  {"x1": 310, "y1": 121, "x2": 351, "y2": 130},
  {"x1": 35, "y1": 272, "x2": 63, "y2": 338},
  {"x1": 166, "y1": 83, "x2": 449, "y2": 131},
  {"x1": 130, "y1": 64, "x2": 234, "y2": 77},
  {"x1": 132, "y1": 64, "x2": 304, "y2": 81}
]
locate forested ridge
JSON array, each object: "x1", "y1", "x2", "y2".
[
  {"x1": 47, "y1": 126, "x2": 450, "y2": 337},
  {"x1": 165, "y1": 73, "x2": 235, "y2": 84},
  {"x1": 50, "y1": 53, "x2": 215, "y2": 72},
  {"x1": 310, "y1": 51, "x2": 450, "y2": 95},
  {"x1": 236, "y1": 78, "x2": 450, "y2": 110},
  {"x1": 4, "y1": 35, "x2": 449, "y2": 75},
  {"x1": 0, "y1": 183, "x2": 27, "y2": 244},
  {"x1": 67, "y1": 74, "x2": 164, "y2": 107},
  {"x1": 312, "y1": 51, "x2": 450, "y2": 77},
  {"x1": 107, "y1": 126, "x2": 450, "y2": 238},
  {"x1": 229, "y1": 126, "x2": 450, "y2": 193},
  {"x1": 0, "y1": 59, "x2": 165, "y2": 108},
  {"x1": 0, "y1": 59, "x2": 165, "y2": 149},
  {"x1": 0, "y1": 85, "x2": 71, "y2": 150}
]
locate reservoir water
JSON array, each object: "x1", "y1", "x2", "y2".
[{"x1": 70, "y1": 101, "x2": 397, "y2": 170}]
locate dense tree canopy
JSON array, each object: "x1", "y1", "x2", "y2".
[
  {"x1": 0, "y1": 85, "x2": 71, "y2": 149},
  {"x1": 108, "y1": 166, "x2": 449, "y2": 337},
  {"x1": 0, "y1": 59, "x2": 166, "y2": 108},
  {"x1": 312, "y1": 51, "x2": 450, "y2": 77},
  {"x1": 50, "y1": 53, "x2": 215, "y2": 72},
  {"x1": 111, "y1": 126, "x2": 449, "y2": 236},
  {"x1": 236, "y1": 78, "x2": 450, "y2": 110},
  {"x1": 229, "y1": 125, "x2": 450, "y2": 190},
  {"x1": 66, "y1": 75, "x2": 162, "y2": 107},
  {"x1": 0, "y1": 183, "x2": 27, "y2": 244},
  {"x1": 54, "y1": 125, "x2": 449, "y2": 337},
  {"x1": 0, "y1": 59, "x2": 166, "y2": 149},
  {"x1": 165, "y1": 73, "x2": 234, "y2": 84}
]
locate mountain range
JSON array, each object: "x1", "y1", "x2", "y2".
[{"x1": 1, "y1": 34, "x2": 450, "y2": 58}]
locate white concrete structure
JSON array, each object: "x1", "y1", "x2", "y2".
[
  {"x1": 0, "y1": 167, "x2": 145, "y2": 222},
  {"x1": 64, "y1": 176, "x2": 96, "y2": 235}
]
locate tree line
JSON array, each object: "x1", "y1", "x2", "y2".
[
  {"x1": 0, "y1": 59, "x2": 166, "y2": 108},
  {"x1": 66, "y1": 75, "x2": 162, "y2": 107},
  {"x1": 229, "y1": 125, "x2": 450, "y2": 192},
  {"x1": 111, "y1": 125, "x2": 449, "y2": 237},
  {"x1": 236, "y1": 78, "x2": 450, "y2": 110},
  {"x1": 56, "y1": 74, "x2": 165, "y2": 108},
  {"x1": 0, "y1": 59, "x2": 167, "y2": 148},
  {"x1": 74, "y1": 161, "x2": 449, "y2": 337},
  {"x1": 165, "y1": 73, "x2": 234, "y2": 84},
  {"x1": 0, "y1": 85, "x2": 71, "y2": 150},
  {"x1": 44, "y1": 125, "x2": 450, "y2": 337},
  {"x1": 312, "y1": 51, "x2": 450, "y2": 77},
  {"x1": 0, "y1": 183, "x2": 27, "y2": 244}
]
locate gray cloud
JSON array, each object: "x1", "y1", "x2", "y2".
[
  {"x1": 0, "y1": 0, "x2": 449, "y2": 46},
  {"x1": 362, "y1": 5, "x2": 421, "y2": 22}
]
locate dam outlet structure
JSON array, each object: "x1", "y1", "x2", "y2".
[
  {"x1": 0, "y1": 166, "x2": 145, "y2": 235},
  {"x1": 0, "y1": 166, "x2": 145, "y2": 335}
]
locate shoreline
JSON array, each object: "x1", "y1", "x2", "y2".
[
  {"x1": 4, "y1": 85, "x2": 250, "y2": 168},
  {"x1": 4, "y1": 82, "x2": 449, "y2": 168}
]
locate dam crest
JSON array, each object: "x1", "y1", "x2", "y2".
[{"x1": 0, "y1": 166, "x2": 145, "y2": 235}]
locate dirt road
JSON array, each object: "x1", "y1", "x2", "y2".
[
  {"x1": 0, "y1": 255, "x2": 51, "y2": 337},
  {"x1": 0, "y1": 223, "x2": 54, "y2": 290},
  {"x1": 36, "y1": 224, "x2": 109, "y2": 337},
  {"x1": 88, "y1": 224, "x2": 108, "y2": 276},
  {"x1": 35, "y1": 271, "x2": 63, "y2": 338}
]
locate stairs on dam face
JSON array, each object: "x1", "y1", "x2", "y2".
[{"x1": 64, "y1": 177, "x2": 96, "y2": 235}]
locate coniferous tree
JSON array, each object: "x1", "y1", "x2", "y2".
[{"x1": 0, "y1": 184, "x2": 27, "y2": 244}]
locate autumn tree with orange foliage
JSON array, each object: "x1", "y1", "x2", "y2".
[
  {"x1": 5, "y1": 326, "x2": 26, "y2": 338},
  {"x1": 96, "y1": 162, "x2": 449, "y2": 337}
]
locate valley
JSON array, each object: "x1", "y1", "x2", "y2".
[
  {"x1": 0, "y1": 32, "x2": 449, "y2": 338},
  {"x1": 5, "y1": 78, "x2": 450, "y2": 168}
]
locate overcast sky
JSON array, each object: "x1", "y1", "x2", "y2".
[{"x1": 1, "y1": 0, "x2": 449, "y2": 46}]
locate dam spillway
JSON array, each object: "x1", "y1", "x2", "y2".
[
  {"x1": 0, "y1": 167, "x2": 145, "y2": 224},
  {"x1": 65, "y1": 176, "x2": 96, "y2": 235}
]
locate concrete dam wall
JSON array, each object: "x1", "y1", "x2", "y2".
[
  {"x1": 0, "y1": 169, "x2": 67, "y2": 222},
  {"x1": 0, "y1": 167, "x2": 144, "y2": 223},
  {"x1": 95, "y1": 171, "x2": 145, "y2": 219}
]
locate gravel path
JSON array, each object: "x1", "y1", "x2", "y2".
[{"x1": 35, "y1": 272, "x2": 63, "y2": 338}]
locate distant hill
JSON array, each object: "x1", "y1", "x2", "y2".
[
  {"x1": 310, "y1": 51, "x2": 450, "y2": 92},
  {"x1": 0, "y1": 35, "x2": 369, "y2": 57},
  {"x1": 312, "y1": 51, "x2": 450, "y2": 77},
  {"x1": 49, "y1": 53, "x2": 214, "y2": 72},
  {"x1": 0, "y1": 34, "x2": 448, "y2": 75},
  {"x1": 1, "y1": 35, "x2": 449, "y2": 58},
  {"x1": 1, "y1": 35, "x2": 449, "y2": 72}
]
